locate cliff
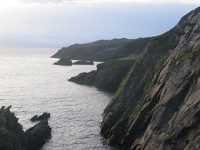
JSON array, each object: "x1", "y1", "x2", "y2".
[
  {"x1": 69, "y1": 55, "x2": 139, "y2": 92},
  {"x1": 68, "y1": 38, "x2": 150, "y2": 92},
  {"x1": 0, "y1": 106, "x2": 51, "y2": 150},
  {"x1": 100, "y1": 7, "x2": 200, "y2": 150},
  {"x1": 51, "y1": 38, "x2": 150, "y2": 62}
]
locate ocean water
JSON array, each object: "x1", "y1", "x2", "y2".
[{"x1": 0, "y1": 48, "x2": 114, "y2": 150}]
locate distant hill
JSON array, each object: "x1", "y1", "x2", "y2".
[{"x1": 51, "y1": 38, "x2": 150, "y2": 61}]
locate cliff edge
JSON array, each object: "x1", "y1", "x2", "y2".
[{"x1": 101, "y1": 7, "x2": 200, "y2": 150}]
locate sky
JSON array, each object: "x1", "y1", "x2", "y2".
[{"x1": 0, "y1": 0, "x2": 199, "y2": 48}]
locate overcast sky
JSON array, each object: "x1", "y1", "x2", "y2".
[{"x1": 0, "y1": 0, "x2": 199, "y2": 48}]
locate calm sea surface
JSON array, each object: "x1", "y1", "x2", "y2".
[{"x1": 0, "y1": 48, "x2": 114, "y2": 150}]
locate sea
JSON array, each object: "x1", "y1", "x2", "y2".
[{"x1": 0, "y1": 48, "x2": 115, "y2": 150}]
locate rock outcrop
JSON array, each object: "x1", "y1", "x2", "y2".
[
  {"x1": 100, "y1": 7, "x2": 200, "y2": 150},
  {"x1": 30, "y1": 112, "x2": 50, "y2": 122},
  {"x1": 53, "y1": 58, "x2": 72, "y2": 66},
  {"x1": 25, "y1": 120, "x2": 51, "y2": 150},
  {"x1": 69, "y1": 57, "x2": 137, "y2": 92},
  {"x1": 0, "y1": 106, "x2": 51, "y2": 150}
]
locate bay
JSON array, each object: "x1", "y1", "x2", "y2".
[{"x1": 0, "y1": 48, "x2": 114, "y2": 150}]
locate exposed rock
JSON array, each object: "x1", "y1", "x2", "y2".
[
  {"x1": 73, "y1": 60, "x2": 94, "y2": 65},
  {"x1": 69, "y1": 71, "x2": 97, "y2": 86},
  {"x1": 69, "y1": 58, "x2": 136, "y2": 92},
  {"x1": 53, "y1": 58, "x2": 72, "y2": 66},
  {"x1": 100, "y1": 7, "x2": 200, "y2": 150},
  {"x1": 0, "y1": 106, "x2": 51, "y2": 150},
  {"x1": 25, "y1": 120, "x2": 51, "y2": 150},
  {"x1": 30, "y1": 112, "x2": 50, "y2": 122}
]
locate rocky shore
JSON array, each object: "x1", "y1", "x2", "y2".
[{"x1": 0, "y1": 106, "x2": 51, "y2": 150}]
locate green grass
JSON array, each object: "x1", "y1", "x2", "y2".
[
  {"x1": 185, "y1": 117, "x2": 200, "y2": 129},
  {"x1": 118, "y1": 54, "x2": 140, "y2": 61},
  {"x1": 97, "y1": 53, "x2": 141, "y2": 70},
  {"x1": 181, "y1": 46, "x2": 200, "y2": 61},
  {"x1": 98, "y1": 54, "x2": 141, "y2": 112},
  {"x1": 164, "y1": 132, "x2": 174, "y2": 144},
  {"x1": 126, "y1": 50, "x2": 170, "y2": 127},
  {"x1": 113, "y1": 68, "x2": 133, "y2": 111},
  {"x1": 128, "y1": 98, "x2": 144, "y2": 126}
]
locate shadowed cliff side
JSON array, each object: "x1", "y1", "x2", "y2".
[{"x1": 100, "y1": 7, "x2": 200, "y2": 150}]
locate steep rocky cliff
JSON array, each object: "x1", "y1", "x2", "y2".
[{"x1": 101, "y1": 7, "x2": 200, "y2": 150}]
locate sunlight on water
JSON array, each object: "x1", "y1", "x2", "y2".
[{"x1": 0, "y1": 48, "x2": 114, "y2": 150}]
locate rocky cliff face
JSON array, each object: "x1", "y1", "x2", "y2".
[
  {"x1": 0, "y1": 106, "x2": 51, "y2": 150},
  {"x1": 101, "y1": 7, "x2": 200, "y2": 150},
  {"x1": 69, "y1": 58, "x2": 136, "y2": 92}
]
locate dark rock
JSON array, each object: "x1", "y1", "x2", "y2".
[
  {"x1": 53, "y1": 58, "x2": 72, "y2": 66},
  {"x1": 0, "y1": 106, "x2": 28, "y2": 150},
  {"x1": 3, "y1": 105, "x2": 23, "y2": 132},
  {"x1": 25, "y1": 120, "x2": 51, "y2": 150},
  {"x1": 0, "y1": 106, "x2": 51, "y2": 150},
  {"x1": 69, "y1": 59, "x2": 135, "y2": 92},
  {"x1": 0, "y1": 116, "x2": 6, "y2": 126},
  {"x1": 69, "y1": 72, "x2": 88, "y2": 84},
  {"x1": 73, "y1": 60, "x2": 94, "y2": 65},
  {"x1": 69, "y1": 71, "x2": 97, "y2": 86},
  {"x1": 30, "y1": 112, "x2": 50, "y2": 122}
]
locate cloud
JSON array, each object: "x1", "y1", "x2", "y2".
[
  {"x1": 17, "y1": 0, "x2": 66, "y2": 4},
  {"x1": 0, "y1": 0, "x2": 199, "y2": 47},
  {"x1": 14, "y1": 0, "x2": 200, "y2": 4}
]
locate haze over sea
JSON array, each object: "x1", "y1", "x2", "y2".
[{"x1": 0, "y1": 48, "x2": 114, "y2": 150}]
